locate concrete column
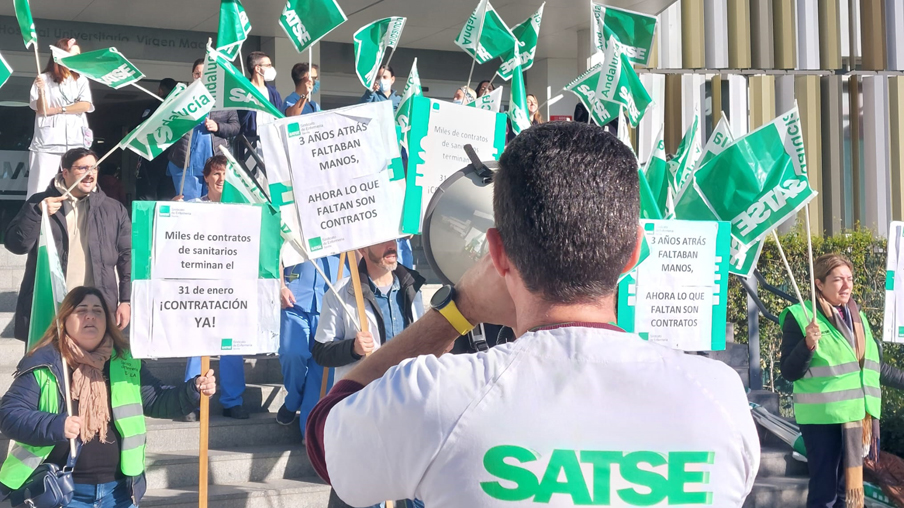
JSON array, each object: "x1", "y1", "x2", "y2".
[
  {"x1": 796, "y1": 0, "x2": 820, "y2": 69},
  {"x1": 821, "y1": 76, "x2": 845, "y2": 234},
  {"x1": 773, "y1": 0, "x2": 797, "y2": 69},
  {"x1": 819, "y1": 0, "x2": 843, "y2": 69},
  {"x1": 861, "y1": 75, "x2": 890, "y2": 234},
  {"x1": 728, "y1": 74, "x2": 750, "y2": 138},
  {"x1": 727, "y1": 0, "x2": 752, "y2": 68},
  {"x1": 681, "y1": 0, "x2": 705, "y2": 68},
  {"x1": 751, "y1": 0, "x2": 776, "y2": 68},
  {"x1": 705, "y1": 0, "x2": 729, "y2": 69},
  {"x1": 849, "y1": 76, "x2": 862, "y2": 224},
  {"x1": 659, "y1": 1, "x2": 683, "y2": 69},
  {"x1": 886, "y1": 0, "x2": 904, "y2": 70},
  {"x1": 665, "y1": 74, "x2": 684, "y2": 153},
  {"x1": 860, "y1": 0, "x2": 887, "y2": 71},
  {"x1": 795, "y1": 75, "x2": 823, "y2": 234}
]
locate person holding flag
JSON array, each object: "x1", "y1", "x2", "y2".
[
  {"x1": 284, "y1": 62, "x2": 321, "y2": 116},
  {"x1": 360, "y1": 65, "x2": 401, "y2": 111},
  {"x1": 237, "y1": 51, "x2": 283, "y2": 148},
  {"x1": 27, "y1": 38, "x2": 94, "y2": 199},
  {"x1": 5, "y1": 148, "x2": 132, "y2": 346}
]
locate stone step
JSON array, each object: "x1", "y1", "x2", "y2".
[
  {"x1": 756, "y1": 444, "x2": 808, "y2": 479},
  {"x1": 142, "y1": 355, "x2": 284, "y2": 386},
  {"x1": 0, "y1": 267, "x2": 22, "y2": 291},
  {"x1": 145, "y1": 445, "x2": 315, "y2": 490},
  {"x1": 0, "y1": 291, "x2": 16, "y2": 313},
  {"x1": 0, "y1": 314, "x2": 15, "y2": 339},
  {"x1": 141, "y1": 477, "x2": 331, "y2": 507},
  {"x1": 742, "y1": 477, "x2": 807, "y2": 508},
  {"x1": 0, "y1": 413, "x2": 302, "y2": 460},
  {"x1": 0, "y1": 250, "x2": 27, "y2": 268}
]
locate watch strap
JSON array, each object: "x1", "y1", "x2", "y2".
[{"x1": 437, "y1": 299, "x2": 474, "y2": 336}]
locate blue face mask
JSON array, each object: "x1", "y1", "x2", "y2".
[{"x1": 312, "y1": 80, "x2": 320, "y2": 94}]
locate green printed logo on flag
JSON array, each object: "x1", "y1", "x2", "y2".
[
  {"x1": 396, "y1": 58, "x2": 422, "y2": 149},
  {"x1": 593, "y1": 36, "x2": 652, "y2": 127},
  {"x1": 564, "y1": 64, "x2": 620, "y2": 127},
  {"x1": 51, "y1": 46, "x2": 145, "y2": 90},
  {"x1": 13, "y1": 0, "x2": 37, "y2": 49},
  {"x1": 353, "y1": 17, "x2": 407, "y2": 89},
  {"x1": 454, "y1": 0, "x2": 516, "y2": 64},
  {"x1": 0, "y1": 53, "x2": 12, "y2": 90},
  {"x1": 591, "y1": 2, "x2": 657, "y2": 66},
  {"x1": 280, "y1": 0, "x2": 347, "y2": 54},
  {"x1": 496, "y1": 3, "x2": 544, "y2": 81},
  {"x1": 216, "y1": 0, "x2": 251, "y2": 62},
  {"x1": 120, "y1": 81, "x2": 213, "y2": 160},
  {"x1": 204, "y1": 45, "x2": 285, "y2": 119}
]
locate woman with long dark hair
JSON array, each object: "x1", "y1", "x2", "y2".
[
  {"x1": 0, "y1": 287, "x2": 216, "y2": 507},
  {"x1": 27, "y1": 38, "x2": 94, "y2": 198}
]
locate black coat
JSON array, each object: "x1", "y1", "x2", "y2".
[
  {"x1": 167, "y1": 109, "x2": 240, "y2": 167},
  {"x1": 4, "y1": 181, "x2": 131, "y2": 341}
]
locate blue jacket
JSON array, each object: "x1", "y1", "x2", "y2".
[
  {"x1": 238, "y1": 84, "x2": 283, "y2": 140},
  {"x1": 360, "y1": 89, "x2": 401, "y2": 112},
  {"x1": 0, "y1": 344, "x2": 201, "y2": 500},
  {"x1": 285, "y1": 255, "x2": 344, "y2": 314}
]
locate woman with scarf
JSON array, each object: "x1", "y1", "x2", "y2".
[
  {"x1": 0, "y1": 286, "x2": 217, "y2": 507},
  {"x1": 780, "y1": 253, "x2": 904, "y2": 508}
]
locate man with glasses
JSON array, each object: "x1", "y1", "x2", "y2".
[
  {"x1": 5, "y1": 148, "x2": 132, "y2": 344},
  {"x1": 284, "y1": 62, "x2": 321, "y2": 116}
]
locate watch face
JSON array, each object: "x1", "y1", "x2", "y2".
[{"x1": 431, "y1": 285, "x2": 454, "y2": 309}]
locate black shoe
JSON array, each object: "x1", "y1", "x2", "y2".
[
  {"x1": 276, "y1": 404, "x2": 297, "y2": 426},
  {"x1": 222, "y1": 405, "x2": 250, "y2": 419},
  {"x1": 179, "y1": 410, "x2": 199, "y2": 422}
]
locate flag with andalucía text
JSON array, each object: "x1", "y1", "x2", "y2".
[
  {"x1": 353, "y1": 17, "x2": 407, "y2": 89},
  {"x1": 592, "y1": 35, "x2": 652, "y2": 127},
  {"x1": 50, "y1": 46, "x2": 145, "y2": 90},
  {"x1": 467, "y1": 86, "x2": 503, "y2": 112},
  {"x1": 28, "y1": 203, "x2": 68, "y2": 349},
  {"x1": 120, "y1": 80, "x2": 213, "y2": 160},
  {"x1": 0, "y1": 53, "x2": 12, "y2": 90},
  {"x1": 216, "y1": 0, "x2": 252, "y2": 62},
  {"x1": 591, "y1": 1, "x2": 657, "y2": 66},
  {"x1": 454, "y1": 0, "x2": 516, "y2": 65},
  {"x1": 279, "y1": 0, "x2": 347, "y2": 54},
  {"x1": 508, "y1": 46, "x2": 531, "y2": 135},
  {"x1": 496, "y1": 3, "x2": 544, "y2": 81},
  {"x1": 668, "y1": 113, "x2": 701, "y2": 195},
  {"x1": 564, "y1": 64, "x2": 620, "y2": 127},
  {"x1": 14, "y1": 0, "x2": 37, "y2": 49},
  {"x1": 203, "y1": 44, "x2": 285, "y2": 119},
  {"x1": 396, "y1": 58, "x2": 422, "y2": 149}
]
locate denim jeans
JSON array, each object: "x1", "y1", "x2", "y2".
[{"x1": 67, "y1": 479, "x2": 135, "y2": 508}]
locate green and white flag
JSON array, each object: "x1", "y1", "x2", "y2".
[
  {"x1": 593, "y1": 35, "x2": 652, "y2": 127},
  {"x1": 0, "y1": 53, "x2": 12, "y2": 90},
  {"x1": 203, "y1": 44, "x2": 285, "y2": 119},
  {"x1": 508, "y1": 46, "x2": 531, "y2": 136},
  {"x1": 669, "y1": 113, "x2": 702, "y2": 194},
  {"x1": 591, "y1": 1, "x2": 657, "y2": 66},
  {"x1": 14, "y1": 0, "x2": 37, "y2": 49},
  {"x1": 564, "y1": 64, "x2": 620, "y2": 126},
  {"x1": 697, "y1": 115, "x2": 733, "y2": 168},
  {"x1": 467, "y1": 85, "x2": 503, "y2": 112},
  {"x1": 353, "y1": 17, "x2": 407, "y2": 89},
  {"x1": 496, "y1": 3, "x2": 544, "y2": 81},
  {"x1": 396, "y1": 58, "x2": 422, "y2": 149},
  {"x1": 280, "y1": 0, "x2": 348, "y2": 54},
  {"x1": 617, "y1": 108, "x2": 634, "y2": 156},
  {"x1": 120, "y1": 80, "x2": 213, "y2": 160},
  {"x1": 50, "y1": 46, "x2": 144, "y2": 90},
  {"x1": 454, "y1": 0, "x2": 516, "y2": 64},
  {"x1": 639, "y1": 168, "x2": 662, "y2": 221},
  {"x1": 642, "y1": 127, "x2": 670, "y2": 217},
  {"x1": 28, "y1": 204, "x2": 67, "y2": 349},
  {"x1": 216, "y1": 0, "x2": 251, "y2": 62}
]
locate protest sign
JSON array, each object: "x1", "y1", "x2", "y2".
[
  {"x1": 454, "y1": 0, "x2": 516, "y2": 64},
  {"x1": 259, "y1": 121, "x2": 307, "y2": 266},
  {"x1": 130, "y1": 201, "x2": 281, "y2": 358},
  {"x1": 353, "y1": 17, "x2": 406, "y2": 89},
  {"x1": 50, "y1": 46, "x2": 144, "y2": 90},
  {"x1": 496, "y1": 3, "x2": 544, "y2": 81},
  {"x1": 281, "y1": 102, "x2": 405, "y2": 257},
  {"x1": 216, "y1": 0, "x2": 251, "y2": 61},
  {"x1": 884, "y1": 221, "x2": 904, "y2": 343},
  {"x1": 120, "y1": 81, "x2": 213, "y2": 160},
  {"x1": 402, "y1": 96, "x2": 507, "y2": 234},
  {"x1": 591, "y1": 2, "x2": 657, "y2": 66},
  {"x1": 280, "y1": 0, "x2": 347, "y2": 54},
  {"x1": 618, "y1": 220, "x2": 730, "y2": 351}
]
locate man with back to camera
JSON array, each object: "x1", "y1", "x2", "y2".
[{"x1": 306, "y1": 122, "x2": 760, "y2": 507}]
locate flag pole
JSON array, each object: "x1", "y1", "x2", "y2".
[
  {"x1": 132, "y1": 83, "x2": 164, "y2": 102},
  {"x1": 33, "y1": 44, "x2": 47, "y2": 114},
  {"x1": 804, "y1": 205, "x2": 818, "y2": 322},
  {"x1": 319, "y1": 252, "x2": 346, "y2": 400},
  {"x1": 179, "y1": 129, "x2": 194, "y2": 197},
  {"x1": 198, "y1": 356, "x2": 210, "y2": 508},
  {"x1": 771, "y1": 230, "x2": 811, "y2": 322},
  {"x1": 466, "y1": 0, "x2": 490, "y2": 91},
  {"x1": 47, "y1": 201, "x2": 76, "y2": 458},
  {"x1": 238, "y1": 49, "x2": 245, "y2": 76}
]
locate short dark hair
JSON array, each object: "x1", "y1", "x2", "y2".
[
  {"x1": 291, "y1": 63, "x2": 312, "y2": 86},
  {"x1": 379, "y1": 65, "x2": 395, "y2": 78},
  {"x1": 476, "y1": 80, "x2": 494, "y2": 96},
  {"x1": 246, "y1": 51, "x2": 269, "y2": 77},
  {"x1": 493, "y1": 123, "x2": 639, "y2": 303},
  {"x1": 203, "y1": 155, "x2": 228, "y2": 178},
  {"x1": 61, "y1": 148, "x2": 98, "y2": 170},
  {"x1": 192, "y1": 58, "x2": 204, "y2": 72},
  {"x1": 158, "y1": 78, "x2": 177, "y2": 98}
]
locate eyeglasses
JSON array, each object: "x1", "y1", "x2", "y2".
[{"x1": 69, "y1": 165, "x2": 97, "y2": 175}]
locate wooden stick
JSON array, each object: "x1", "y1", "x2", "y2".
[
  {"x1": 132, "y1": 83, "x2": 164, "y2": 102},
  {"x1": 34, "y1": 45, "x2": 47, "y2": 115},
  {"x1": 199, "y1": 356, "x2": 210, "y2": 508},
  {"x1": 804, "y1": 205, "x2": 818, "y2": 322},
  {"x1": 347, "y1": 251, "x2": 369, "y2": 336},
  {"x1": 337, "y1": 252, "x2": 347, "y2": 279},
  {"x1": 179, "y1": 129, "x2": 194, "y2": 197},
  {"x1": 771, "y1": 230, "x2": 811, "y2": 322}
]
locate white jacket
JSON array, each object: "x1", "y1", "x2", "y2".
[{"x1": 29, "y1": 72, "x2": 94, "y2": 153}]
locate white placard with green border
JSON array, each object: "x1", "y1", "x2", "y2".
[
  {"x1": 130, "y1": 201, "x2": 282, "y2": 359},
  {"x1": 282, "y1": 101, "x2": 405, "y2": 257},
  {"x1": 402, "y1": 96, "x2": 507, "y2": 234},
  {"x1": 883, "y1": 221, "x2": 904, "y2": 343},
  {"x1": 618, "y1": 219, "x2": 730, "y2": 351}
]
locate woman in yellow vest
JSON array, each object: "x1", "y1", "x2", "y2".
[
  {"x1": 780, "y1": 254, "x2": 904, "y2": 508},
  {"x1": 0, "y1": 286, "x2": 216, "y2": 507}
]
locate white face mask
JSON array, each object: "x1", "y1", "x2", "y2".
[
  {"x1": 261, "y1": 67, "x2": 277, "y2": 82},
  {"x1": 452, "y1": 99, "x2": 463, "y2": 105},
  {"x1": 380, "y1": 79, "x2": 392, "y2": 93}
]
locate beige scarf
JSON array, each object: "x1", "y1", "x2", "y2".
[{"x1": 65, "y1": 335, "x2": 113, "y2": 443}]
